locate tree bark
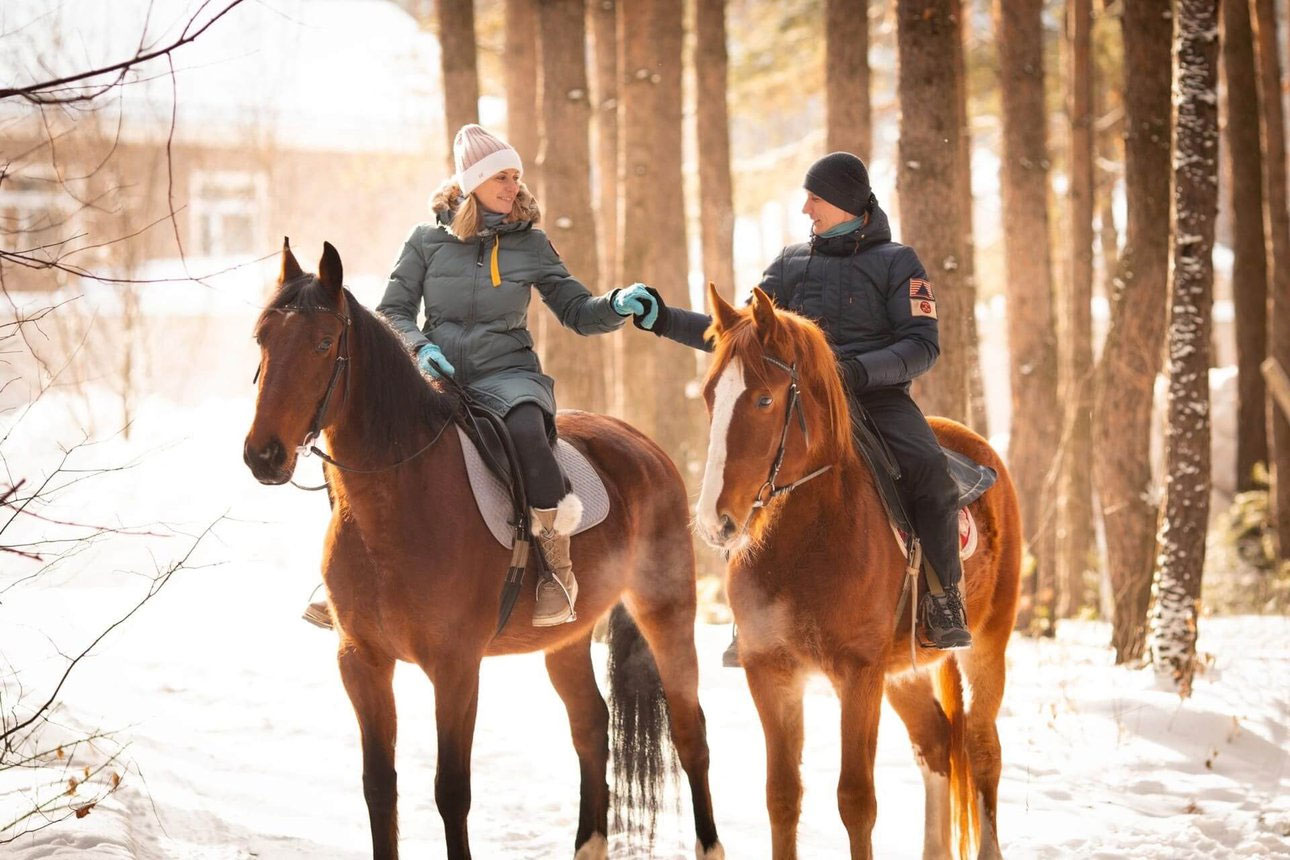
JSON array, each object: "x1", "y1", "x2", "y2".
[
  {"x1": 504, "y1": 0, "x2": 540, "y2": 189},
  {"x1": 1253, "y1": 0, "x2": 1290, "y2": 558},
  {"x1": 1226, "y1": 0, "x2": 1269, "y2": 493},
  {"x1": 589, "y1": 0, "x2": 618, "y2": 299},
  {"x1": 535, "y1": 0, "x2": 605, "y2": 414},
  {"x1": 435, "y1": 0, "x2": 481, "y2": 171},
  {"x1": 898, "y1": 0, "x2": 970, "y2": 426},
  {"x1": 1058, "y1": 0, "x2": 1096, "y2": 618},
  {"x1": 616, "y1": 0, "x2": 657, "y2": 435},
  {"x1": 1093, "y1": 0, "x2": 1172, "y2": 663},
  {"x1": 696, "y1": 0, "x2": 736, "y2": 305},
  {"x1": 1149, "y1": 0, "x2": 1217, "y2": 698},
  {"x1": 995, "y1": 0, "x2": 1061, "y2": 633},
  {"x1": 826, "y1": 0, "x2": 871, "y2": 160}
]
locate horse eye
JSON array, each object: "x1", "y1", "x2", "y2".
[
  {"x1": 757, "y1": 395, "x2": 773, "y2": 409},
  {"x1": 317, "y1": 336, "x2": 334, "y2": 352}
]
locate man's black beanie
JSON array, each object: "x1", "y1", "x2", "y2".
[{"x1": 803, "y1": 152, "x2": 872, "y2": 216}]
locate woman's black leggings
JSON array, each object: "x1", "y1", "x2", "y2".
[{"x1": 504, "y1": 402, "x2": 566, "y2": 509}]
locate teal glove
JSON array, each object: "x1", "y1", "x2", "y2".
[
  {"x1": 416, "y1": 343, "x2": 455, "y2": 379},
  {"x1": 611, "y1": 283, "x2": 660, "y2": 330}
]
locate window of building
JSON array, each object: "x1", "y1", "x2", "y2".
[{"x1": 190, "y1": 170, "x2": 264, "y2": 257}]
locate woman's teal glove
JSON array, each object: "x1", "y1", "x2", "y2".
[
  {"x1": 417, "y1": 343, "x2": 455, "y2": 379},
  {"x1": 611, "y1": 283, "x2": 661, "y2": 330}
]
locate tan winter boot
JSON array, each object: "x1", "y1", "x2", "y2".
[{"x1": 531, "y1": 494, "x2": 583, "y2": 627}]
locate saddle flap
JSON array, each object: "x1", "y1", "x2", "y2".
[{"x1": 456, "y1": 425, "x2": 611, "y2": 548}]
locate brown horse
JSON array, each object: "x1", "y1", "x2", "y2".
[
  {"x1": 694, "y1": 284, "x2": 1021, "y2": 860},
  {"x1": 242, "y1": 241, "x2": 723, "y2": 860}
]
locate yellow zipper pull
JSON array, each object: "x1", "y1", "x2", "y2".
[{"x1": 490, "y1": 237, "x2": 502, "y2": 287}]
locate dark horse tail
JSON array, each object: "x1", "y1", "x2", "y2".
[{"x1": 606, "y1": 602, "x2": 675, "y2": 848}]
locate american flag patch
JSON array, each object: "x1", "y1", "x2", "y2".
[{"x1": 909, "y1": 278, "x2": 935, "y2": 301}]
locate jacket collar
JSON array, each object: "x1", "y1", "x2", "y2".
[{"x1": 809, "y1": 201, "x2": 892, "y2": 257}]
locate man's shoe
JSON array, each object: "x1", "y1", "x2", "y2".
[
  {"x1": 302, "y1": 599, "x2": 334, "y2": 630},
  {"x1": 918, "y1": 584, "x2": 972, "y2": 650}
]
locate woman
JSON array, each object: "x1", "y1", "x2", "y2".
[
  {"x1": 304, "y1": 124, "x2": 654, "y2": 628},
  {"x1": 621, "y1": 152, "x2": 971, "y2": 652}
]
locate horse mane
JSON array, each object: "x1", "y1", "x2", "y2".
[
  {"x1": 709, "y1": 304, "x2": 859, "y2": 470},
  {"x1": 258, "y1": 275, "x2": 458, "y2": 452}
]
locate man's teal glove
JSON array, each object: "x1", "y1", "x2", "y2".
[
  {"x1": 417, "y1": 343, "x2": 455, "y2": 379},
  {"x1": 611, "y1": 283, "x2": 661, "y2": 330}
]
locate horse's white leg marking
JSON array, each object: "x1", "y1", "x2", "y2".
[
  {"x1": 573, "y1": 831, "x2": 607, "y2": 860},
  {"x1": 696, "y1": 357, "x2": 745, "y2": 542},
  {"x1": 696, "y1": 838, "x2": 726, "y2": 859},
  {"x1": 915, "y1": 752, "x2": 951, "y2": 860}
]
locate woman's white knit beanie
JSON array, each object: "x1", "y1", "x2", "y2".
[{"x1": 454, "y1": 124, "x2": 523, "y2": 195}]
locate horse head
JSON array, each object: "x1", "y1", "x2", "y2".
[
  {"x1": 243, "y1": 238, "x2": 352, "y2": 484},
  {"x1": 695, "y1": 282, "x2": 855, "y2": 554}
]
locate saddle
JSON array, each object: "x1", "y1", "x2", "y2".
[{"x1": 849, "y1": 402, "x2": 996, "y2": 562}]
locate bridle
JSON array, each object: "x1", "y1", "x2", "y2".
[
  {"x1": 746, "y1": 352, "x2": 833, "y2": 516},
  {"x1": 254, "y1": 300, "x2": 449, "y2": 484}
]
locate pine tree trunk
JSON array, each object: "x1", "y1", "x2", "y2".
[
  {"x1": 1149, "y1": 0, "x2": 1217, "y2": 698},
  {"x1": 696, "y1": 0, "x2": 736, "y2": 304},
  {"x1": 435, "y1": 0, "x2": 480, "y2": 169},
  {"x1": 995, "y1": 0, "x2": 1061, "y2": 633},
  {"x1": 535, "y1": 0, "x2": 605, "y2": 414},
  {"x1": 1057, "y1": 0, "x2": 1096, "y2": 618},
  {"x1": 504, "y1": 0, "x2": 540, "y2": 188},
  {"x1": 590, "y1": 0, "x2": 618, "y2": 296},
  {"x1": 897, "y1": 0, "x2": 970, "y2": 425},
  {"x1": 1253, "y1": 0, "x2": 1290, "y2": 558},
  {"x1": 826, "y1": 0, "x2": 871, "y2": 160},
  {"x1": 1093, "y1": 0, "x2": 1172, "y2": 663},
  {"x1": 616, "y1": 0, "x2": 657, "y2": 436},
  {"x1": 1225, "y1": 0, "x2": 1269, "y2": 493}
]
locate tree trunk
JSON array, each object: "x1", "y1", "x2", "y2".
[
  {"x1": 1253, "y1": 0, "x2": 1290, "y2": 558},
  {"x1": 1094, "y1": 0, "x2": 1172, "y2": 663},
  {"x1": 616, "y1": 0, "x2": 657, "y2": 435},
  {"x1": 590, "y1": 0, "x2": 618, "y2": 294},
  {"x1": 826, "y1": 0, "x2": 871, "y2": 160},
  {"x1": 535, "y1": 0, "x2": 605, "y2": 414},
  {"x1": 504, "y1": 0, "x2": 540, "y2": 187},
  {"x1": 1226, "y1": 0, "x2": 1269, "y2": 493},
  {"x1": 1149, "y1": 0, "x2": 1217, "y2": 698},
  {"x1": 435, "y1": 0, "x2": 481, "y2": 170},
  {"x1": 995, "y1": 0, "x2": 1061, "y2": 634},
  {"x1": 953, "y1": 0, "x2": 988, "y2": 438},
  {"x1": 1058, "y1": 0, "x2": 1096, "y2": 619},
  {"x1": 898, "y1": 0, "x2": 970, "y2": 426},
  {"x1": 696, "y1": 0, "x2": 736, "y2": 305}
]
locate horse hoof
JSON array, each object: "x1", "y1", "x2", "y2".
[
  {"x1": 696, "y1": 839, "x2": 725, "y2": 860},
  {"x1": 573, "y1": 832, "x2": 607, "y2": 860}
]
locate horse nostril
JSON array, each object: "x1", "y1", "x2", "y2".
[
  {"x1": 718, "y1": 514, "x2": 736, "y2": 540},
  {"x1": 262, "y1": 438, "x2": 285, "y2": 468}
]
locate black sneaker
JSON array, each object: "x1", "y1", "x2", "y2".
[{"x1": 918, "y1": 585, "x2": 972, "y2": 650}]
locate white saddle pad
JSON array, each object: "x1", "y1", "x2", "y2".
[{"x1": 456, "y1": 426, "x2": 610, "y2": 548}]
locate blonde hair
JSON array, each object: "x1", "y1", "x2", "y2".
[{"x1": 431, "y1": 178, "x2": 542, "y2": 241}]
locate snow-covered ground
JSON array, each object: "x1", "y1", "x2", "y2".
[{"x1": 3, "y1": 393, "x2": 1289, "y2": 859}]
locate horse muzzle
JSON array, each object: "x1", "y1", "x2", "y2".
[
  {"x1": 243, "y1": 436, "x2": 294, "y2": 485},
  {"x1": 695, "y1": 510, "x2": 748, "y2": 554}
]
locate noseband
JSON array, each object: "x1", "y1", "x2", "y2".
[{"x1": 748, "y1": 353, "x2": 833, "y2": 513}]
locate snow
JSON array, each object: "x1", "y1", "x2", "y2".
[{"x1": 3, "y1": 391, "x2": 1289, "y2": 858}]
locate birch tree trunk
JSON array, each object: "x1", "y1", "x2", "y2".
[
  {"x1": 1225, "y1": 0, "x2": 1269, "y2": 493},
  {"x1": 1093, "y1": 0, "x2": 1172, "y2": 663},
  {"x1": 996, "y1": 0, "x2": 1061, "y2": 633},
  {"x1": 1149, "y1": 0, "x2": 1217, "y2": 698}
]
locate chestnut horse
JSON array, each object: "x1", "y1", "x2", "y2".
[
  {"x1": 694, "y1": 285, "x2": 1021, "y2": 860},
  {"x1": 242, "y1": 242, "x2": 723, "y2": 860}
]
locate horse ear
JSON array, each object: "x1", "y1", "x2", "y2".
[
  {"x1": 707, "y1": 281, "x2": 740, "y2": 334},
  {"x1": 750, "y1": 286, "x2": 780, "y2": 341},
  {"x1": 318, "y1": 241, "x2": 343, "y2": 298},
  {"x1": 280, "y1": 236, "x2": 304, "y2": 284}
]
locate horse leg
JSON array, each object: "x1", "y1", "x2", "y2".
[
  {"x1": 544, "y1": 635, "x2": 610, "y2": 859},
  {"x1": 338, "y1": 645, "x2": 400, "y2": 860},
  {"x1": 622, "y1": 599, "x2": 723, "y2": 858},
  {"x1": 744, "y1": 658, "x2": 806, "y2": 860},
  {"x1": 833, "y1": 664, "x2": 885, "y2": 860},
  {"x1": 427, "y1": 659, "x2": 482, "y2": 860},
  {"x1": 885, "y1": 671, "x2": 952, "y2": 859},
  {"x1": 955, "y1": 642, "x2": 1006, "y2": 859}
]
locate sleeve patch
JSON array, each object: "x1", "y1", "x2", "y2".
[
  {"x1": 911, "y1": 298, "x2": 937, "y2": 319},
  {"x1": 909, "y1": 278, "x2": 935, "y2": 301}
]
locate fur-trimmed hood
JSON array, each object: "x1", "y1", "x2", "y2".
[{"x1": 429, "y1": 178, "x2": 542, "y2": 226}]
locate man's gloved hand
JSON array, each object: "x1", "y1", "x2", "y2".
[
  {"x1": 417, "y1": 343, "x2": 456, "y2": 379},
  {"x1": 611, "y1": 283, "x2": 668, "y2": 331},
  {"x1": 838, "y1": 356, "x2": 868, "y2": 392}
]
